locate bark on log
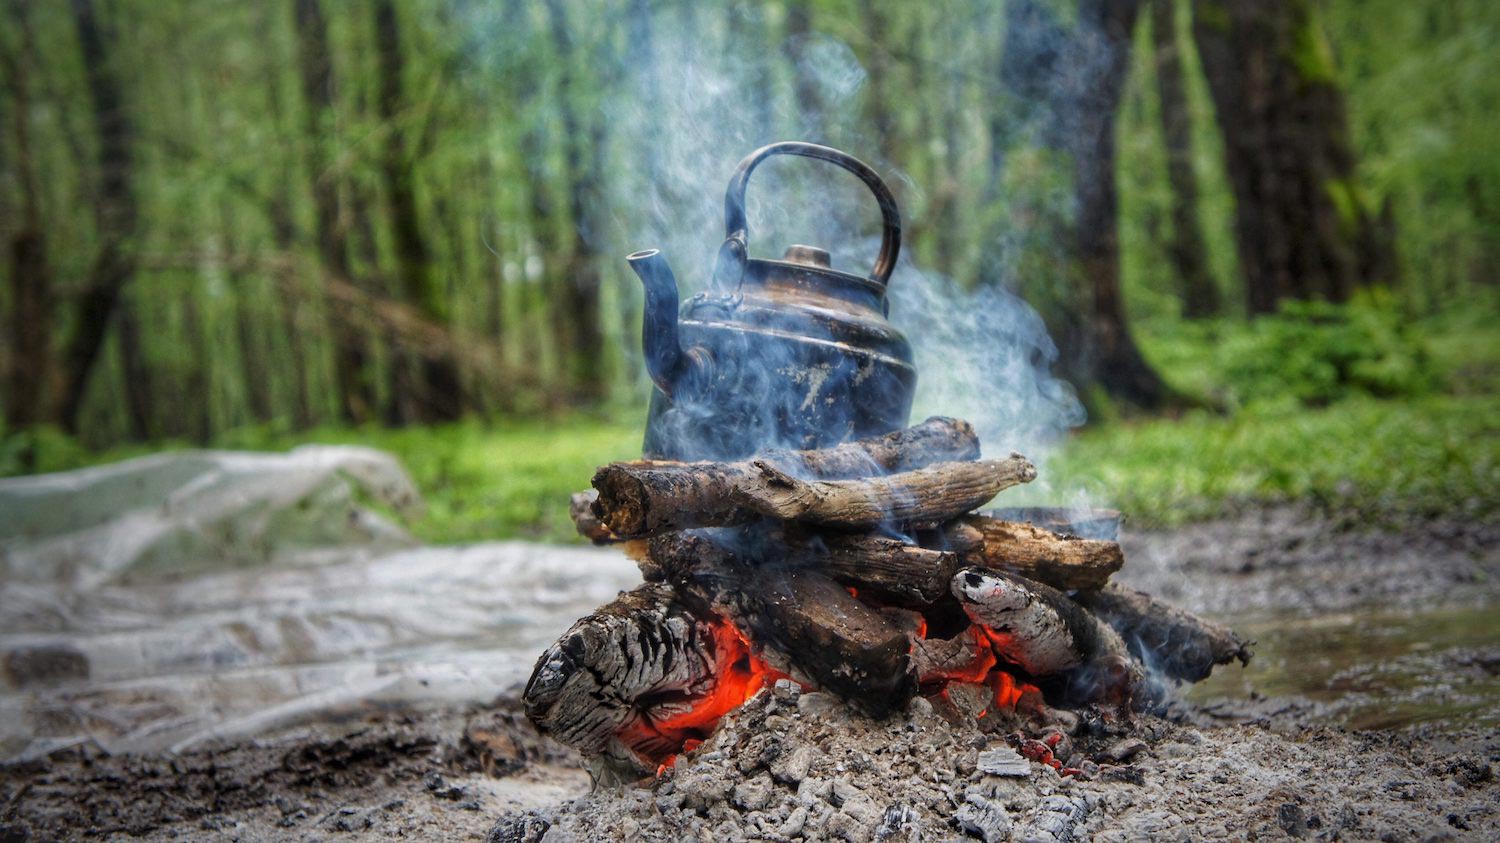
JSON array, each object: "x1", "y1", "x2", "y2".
[
  {"x1": 1073, "y1": 583, "x2": 1253, "y2": 682},
  {"x1": 813, "y1": 532, "x2": 958, "y2": 608},
  {"x1": 758, "y1": 416, "x2": 980, "y2": 478},
  {"x1": 523, "y1": 583, "x2": 738, "y2": 779},
  {"x1": 944, "y1": 515, "x2": 1124, "y2": 591},
  {"x1": 594, "y1": 454, "x2": 1035, "y2": 539}
]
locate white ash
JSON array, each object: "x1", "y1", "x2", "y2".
[{"x1": 489, "y1": 689, "x2": 1500, "y2": 842}]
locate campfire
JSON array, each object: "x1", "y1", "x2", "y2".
[
  {"x1": 525, "y1": 417, "x2": 1251, "y2": 781},
  {"x1": 523, "y1": 142, "x2": 1250, "y2": 783}
]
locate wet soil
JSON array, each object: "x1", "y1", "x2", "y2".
[{"x1": 3, "y1": 507, "x2": 1497, "y2": 841}]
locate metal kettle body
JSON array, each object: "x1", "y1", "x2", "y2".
[{"x1": 628, "y1": 142, "x2": 916, "y2": 461}]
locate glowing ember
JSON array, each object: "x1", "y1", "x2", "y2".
[
  {"x1": 627, "y1": 619, "x2": 783, "y2": 768},
  {"x1": 915, "y1": 624, "x2": 1042, "y2": 714}
]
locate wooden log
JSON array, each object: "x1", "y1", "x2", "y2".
[
  {"x1": 594, "y1": 454, "x2": 1036, "y2": 539},
  {"x1": 571, "y1": 416, "x2": 983, "y2": 543},
  {"x1": 940, "y1": 515, "x2": 1124, "y2": 591},
  {"x1": 1072, "y1": 583, "x2": 1253, "y2": 683},
  {"x1": 645, "y1": 529, "x2": 917, "y2": 716},
  {"x1": 952, "y1": 567, "x2": 1142, "y2": 706},
  {"x1": 569, "y1": 489, "x2": 619, "y2": 543},
  {"x1": 758, "y1": 415, "x2": 980, "y2": 477},
  {"x1": 522, "y1": 583, "x2": 739, "y2": 779},
  {"x1": 813, "y1": 532, "x2": 958, "y2": 607}
]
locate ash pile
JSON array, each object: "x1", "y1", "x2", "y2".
[{"x1": 523, "y1": 416, "x2": 1251, "y2": 789}]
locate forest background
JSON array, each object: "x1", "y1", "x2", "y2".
[{"x1": 1, "y1": 0, "x2": 1495, "y2": 542}]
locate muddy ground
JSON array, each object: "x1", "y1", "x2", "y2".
[{"x1": 3, "y1": 506, "x2": 1497, "y2": 841}]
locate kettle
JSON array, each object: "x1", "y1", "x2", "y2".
[{"x1": 628, "y1": 141, "x2": 916, "y2": 461}]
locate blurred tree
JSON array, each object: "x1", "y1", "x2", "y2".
[
  {"x1": 1192, "y1": 0, "x2": 1396, "y2": 314},
  {"x1": 373, "y1": 0, "x2": 465, "y2": 423},
  {"x1": 294, "y1": 0, "x2": 376, "y2": 423},
  {"x1": 1151, "y1": 0, "x2": 1218, "y2": 318},
  {"x1": 56, "y1": 0, "x2": 141, "y2": 434},
  {"x1": 1, "y1": 0, "x2": 53, "y2": 439}
]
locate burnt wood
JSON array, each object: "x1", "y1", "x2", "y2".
[
  {"x1": 1073, "y1": 583, "x2": 1254, "y2": 682},
  {"x1": 593, "y1": 454, "x2": 1035, "y2": 538}
]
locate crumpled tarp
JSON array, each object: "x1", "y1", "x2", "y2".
[{"x1": 0, "y1": 448, "x2": 637, "y2": 760}]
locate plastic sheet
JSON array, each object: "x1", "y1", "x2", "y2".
[{"x1": 0, "y1": 449, "x2": 638, "y2": 759}]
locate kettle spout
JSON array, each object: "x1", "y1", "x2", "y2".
[{"x1": 628, "y1": 249, "x2": 687, "y2": 397}]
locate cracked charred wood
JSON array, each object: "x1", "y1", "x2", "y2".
[
  {"x1": 593, "y1": 454, "x2": 1036, "y2": 538},
  {"x1": 522, "y1": 583, "x2": 751, "y2": 782},
  {"x1": 644, "y1": 530, "x2": 917, "y2": 716},
  {"x1": 940, "y1": 515, "x2": 1124, "y2": 591},
  {"x1": 568, "y1": 489, "x2": 619, "y2": 543},
  {"x1": 952, "y1": 567, "x2": 1142, "y2": 706},
  {"x1": 1072, "y1": 583, "x2": 1253, "y2": 682}
]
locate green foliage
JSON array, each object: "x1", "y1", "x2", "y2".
[
  {"x1": 1138, "y1": 294, "x2": 1441, "y2": 410},
  {"x1": 1039, "y1": 392, "x2": 1500, "y2": 528}
]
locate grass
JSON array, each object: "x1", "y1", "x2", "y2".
[{"x1": 5, "y1": 300, "x2": 1497, "y2": 542}]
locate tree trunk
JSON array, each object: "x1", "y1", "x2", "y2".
[
  {"x1": 56, "y1": 0, "x2": 141, "y2": 433},
  {"x1": 543, "y1": 0, "x2": 608, "y2": 405},
  {"x1": 1066, "y1": 0, "x2": 1173, "y2": 410},
  {"x1": 2, "y1": 1, "x2": 53, "y2": 432},
  {"x1": 293, "y1": 0, "x2": 375, "y2": 423},
  {"x1": 1191, "y1": 0, "x2": 1395, "y2": 314},
  {"x1": 373, "y1": 0, "x2": 464, "y2": 423},
  {"x1": 1151, "y1": 0, "x2": 1219, "y2": 318},
  {"x1": 782, "y1": 0, "x2": 823, "y2": 127}
]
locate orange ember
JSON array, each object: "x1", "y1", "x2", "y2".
[
  {"x1": 917, "y1": 625, "x2": 1041, "y2": 714},
  {"x1": 632, "y1": 619, "x2": 784, "y2": 770}
]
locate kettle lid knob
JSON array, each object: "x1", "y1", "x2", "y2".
[{"x1": 782, "y1": 244, "x2": 832, "y2": 268}]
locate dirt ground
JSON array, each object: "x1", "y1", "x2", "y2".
[{"x1": 3, "y1": 506, "x2": 1497, "y2": 841}]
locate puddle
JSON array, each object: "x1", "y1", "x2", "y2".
[{"x1": 1187, "y1": 600, "x2": 1500, "y2": 731}]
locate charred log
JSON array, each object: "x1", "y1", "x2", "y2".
[
  {"x1": 953, "y1": 567, "x2": 1142, "y2": 706},
  {"x1": 569, "y1": 490, "x2": 618, "y2": 543},
  {"x1": 1073, "y1": 583, "x2": 1253, "y2": 682},
  {"x1": 593, "y1": 454, "x2": 1035, "y2": 538}
]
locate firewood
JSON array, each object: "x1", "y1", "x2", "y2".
[
  {"x1": 569, "y1": 490, "x2": 618, "y2": 543},
  {"x1": 645, "y1": 529, "x2": 917, "y2": 716},
  {"x1": 939, "y1": 515, "x2": 1124, "y2": 591},
  {"x1": 952, "y1": 567, "x2": 1142, "y2": 705},
  {"x1": 1072, "y1": 583, "x2": 1253, "y2": 682},
  {"x1": 757, "y1": 415, "x2": 981, "y2": 477},
  {"x1": 593, "y1": 454, "x2": 1036, "y2": 538},
  {"x1": 523, "y1": 583, "x2": 744, "y2": 779},
  {"x1": 570, "y1": 417, "x2": 982, "y2": 543},
  {"x1": 811, "y1": 532, "x2": 958, "y2": 607}
]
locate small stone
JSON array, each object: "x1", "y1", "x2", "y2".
[
  {"x1": 976, "y1": 748, "x2": 1030, "y2": 778},
  {"x1": 954, "y1": 793, "x2": 1011, "y2": 843},
  {"x1": 773, "y1": 678, "x2": 802, "y2": 702},
  {"x1": 796, "y1": 777, "x2": 832, "y2": 806},
  {"x1": 732, "y1": 774, "x2": 774, "y2": 811},
  {"x1": 797, "y1": 692, "x2": 843, "y2": 719},
  {"x1": 772, "y1": 745, "x2": 816, "y2": 784},
  {"x1": 830, "y1": 777, "x2": 862, "y2": 807},
  {"x1": 1102, "y1": 739, "x2": 1149, "y2": 763}
]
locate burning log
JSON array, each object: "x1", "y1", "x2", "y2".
[
  {"x1": 944, "y1": 515, "x2": 1125, "y2": 591},
  {"x1": 592, "y1": 454, "x2": 1036, "y2": 539},
  {"x1": 522, "y1": 583, "x2": 777, "y2": 780},
  {"x1": 952, "y1": 567, "x2": 1142, "y2": 705},
  {"x1": 1073, "y1": 583, "x2": 1254, "y2": 682},
  {"x1": 644, "y1": 530, "x2": 917, "y2": 716}
]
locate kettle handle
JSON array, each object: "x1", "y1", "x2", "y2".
[{"x1": 713, "y1": 141, "x2": 902, "y2": 291}]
